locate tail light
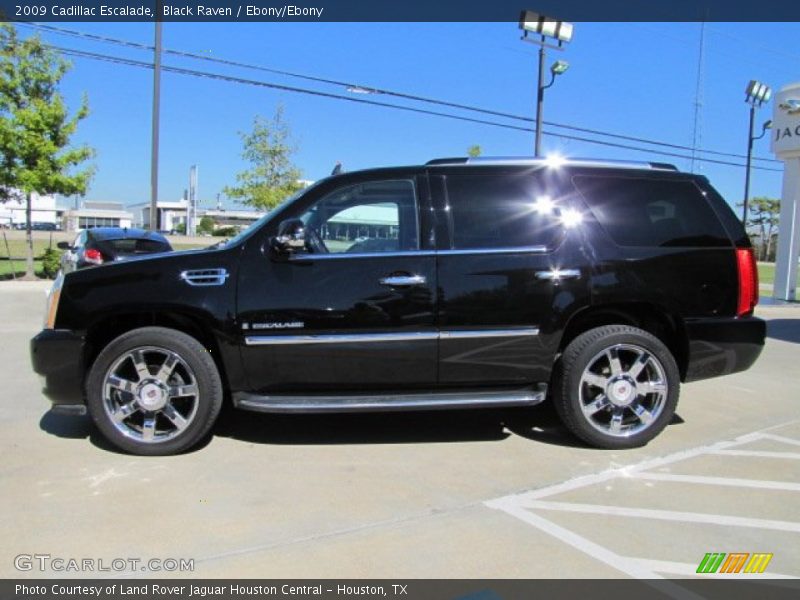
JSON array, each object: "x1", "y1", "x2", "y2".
[
  {"x1": 736, "y1": 247, "x2": 758, "y2": 317},
  {"x1": 83, "y1": 248, "x2": 104, "y2": 265}
]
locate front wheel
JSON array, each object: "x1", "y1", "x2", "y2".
[
  {"x1": 86, "y1": 327, "x2": 223, "y2": 456},
  {"x1": 553, "y1": 325, "x2": 680, "y2": 449}
]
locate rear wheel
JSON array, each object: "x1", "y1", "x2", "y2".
[
  {"x1": 553, "y1": 325, "x2": 679, "y2": 449},
  {"x1": 86, "y1": 327, "x2": 223, "y2": 455}
]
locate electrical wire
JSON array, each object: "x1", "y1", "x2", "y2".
[{"x1": 19, "y1": 22, "x2": 783, "y2": 167}]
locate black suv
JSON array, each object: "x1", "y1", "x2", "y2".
[{"x1": 30, "y1": 158, "x2": 765, "y2": 455}]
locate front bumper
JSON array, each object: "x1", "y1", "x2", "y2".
[
  {"x1": 30, "y1": 329, "x2": 86, "y2": 409},
  {"x1": 683, "y1": 316, "x2": 766, "y2": 382}
]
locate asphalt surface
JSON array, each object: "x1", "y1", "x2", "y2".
[{"x1": 1, "y1": 280, "x2": 798, "y2": 580}]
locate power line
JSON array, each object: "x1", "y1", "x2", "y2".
[
  {"x1": 20, "y1": 22, "x2": 782, "y2": 166},
  {"x1": 45, "y1": 43, "x2": 782, "y2": 173}
]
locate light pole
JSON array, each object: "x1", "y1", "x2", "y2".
[
  {"x1": 742, "y1": 80, "x2": 772, "y2": 225},
  {"x1": 519, "y1": 11, "x2": 573, "y2": 157},
  {"x1": 149, "y1": 19, "x2": 162, "y2": 232}
]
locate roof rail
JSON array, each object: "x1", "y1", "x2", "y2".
[{"x1": 425, "y1": 156, "x2": 679, "y2": 171}]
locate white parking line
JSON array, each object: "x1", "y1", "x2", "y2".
[
  {"x1": 760, "y1": 434, "x2": 800, "y2": 448},
  {"x1": 485, "y1": 422, "x2": 800, "y2": 580},
  {"x1": 520, "y1": 500, "x2": 800, "y2": 533},
  {"x1": 712, "y1": 449, "x2": 800, "y2": 460},
  {"x1": 634, "y1": 472, "x2": 800, "y2": 492}
]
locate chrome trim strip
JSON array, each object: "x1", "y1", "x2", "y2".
[
  {"x1": 535, "y1": 269, "x2": 581, "y2": 280},
  {"x1": 244, "y1": 332, "x2": 438, "y2": 346},
  {"x1": 439, "y1": 328, "x2": 539, "y2": 339},
  {"x1": 288, "y1": 246, "x2": 548, "y2": 261},
  {"x1": 244, "y1": 328, "x2": 540, "y2": 346}
]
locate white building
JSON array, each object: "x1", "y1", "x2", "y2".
[
  {"x1": 129, "y1": 200, "x2": 189, "y2": 232},
  {"x1": 63, "y1": 201, "x2": 133, "y2": 231},
  {"x1": 0, "y1": 192, "x2": 59, "y2": 227}
]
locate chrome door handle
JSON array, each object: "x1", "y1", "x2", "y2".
[
  {"x1": 535, "y1": 269, "x2": 581, "y2": 281},
  {"x1": 379, "y1": 274, "x2": 427, "y2": 287}
]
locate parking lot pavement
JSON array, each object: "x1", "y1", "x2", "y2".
[{"x1": 1, "y1": 280, "x2": 799, "y2": 579}]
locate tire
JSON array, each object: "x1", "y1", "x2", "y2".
[
  {"x1": 86, "y1": 326, "x2": 223, "y2": 456},
  {"x1": 553, "y1": 325, "x2": 680, "y2": 449}
]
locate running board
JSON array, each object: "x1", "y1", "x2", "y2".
[{"x1": 232, "y1": 385, "x2": 547, "y2": 414}]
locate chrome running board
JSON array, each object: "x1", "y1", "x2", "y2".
[{"x1": 232, "y1": 385, "x2": 547, "y2": 414}]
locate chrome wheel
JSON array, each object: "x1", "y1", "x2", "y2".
[
  {"x1": 578, "y1": 343, "x2": 668, "y2": 438},
  {"x1": 102, "y1": 346, "x2": 199, "y2": 444}
]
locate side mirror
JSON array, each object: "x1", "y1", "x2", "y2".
[
  {"x1": 56, "y1": 241, "x2": 71, "y2": 250},
  {"x1": 271, "y1": 218, "x2": 307, "y2": 255}
]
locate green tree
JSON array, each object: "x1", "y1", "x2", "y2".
[
  {"x1": 467, "y1": 145, "x2": 482, "y2": 158},
  {"x1": 223, "y1": 105, "x2": 302, "y2": 211},
  {"x1": 746, "y1": 197, "x2": 780, "y2": 261},
  {"x1": 0, "y1": 24, "x2": 93, "y2": 279},
  {"x1": 197, "y1": 215, "x2": 215, "y2": 234}
]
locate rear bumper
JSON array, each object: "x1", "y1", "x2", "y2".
[
  {"x1": 683, "y1": 316, "x2": 765, "y2": 382},
  {"x1": 30, "y1": 329, "x2": 86, "y2": 407}
]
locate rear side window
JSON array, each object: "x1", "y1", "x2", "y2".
[
  {"x1": 444, "y1": 174, "x2": 564, "y2": 250},
  {"x1": 105, "y1": 239, "x2": 171, "y2": 255},
  {"x1": 573, "y1": 175, "x2": 730, "y2": 248}
]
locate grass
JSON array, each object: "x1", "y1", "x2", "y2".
[{"x1": 0, "y1": 259, "x2": 44, "y2": 280}]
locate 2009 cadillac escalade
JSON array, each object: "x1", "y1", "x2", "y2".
[{"x1": 30, "y1": 157, "x2": 765, "y2": 455}]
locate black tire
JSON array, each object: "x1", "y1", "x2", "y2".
[
  {"x1": 553, "y1": 325, "x2": 680, "y2": 449},
  {"x1": 86, "y1": 326, "x2": 223, "y2": 456}
]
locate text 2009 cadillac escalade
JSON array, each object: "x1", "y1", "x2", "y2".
[{"x1": 31, "y1": 157, "x2": 765, "y2": 455}]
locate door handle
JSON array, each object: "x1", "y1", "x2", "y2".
[
  {"x1": 535, "y1": 269, "x2": 581, "y2": 281},
  {"x1": 379, "y1": 274, "x2": 427, "y2": 287}
]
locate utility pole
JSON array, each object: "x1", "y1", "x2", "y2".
[
  {"x1": 149, "y1": 20, "x2": 162, "y2": 231},
  {"x1": 188, "y1": 165, "x2": 198, "y2": 236},
  {"x1": 534, "y1": 45, "x2": 546, "y2": 157}
]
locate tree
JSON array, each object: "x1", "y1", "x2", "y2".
[
  {"x1": 223, "y1": 105, "x2": 303, "y2": 211},
  {"x1": 746, "y1": 197, "x2": 780, "y2": 261},
  {"x1": 0, "y1": 24, "x2": 93, "y2": 279},
  {"x1": 197, "y1": 215, "x2": 215, "y2": 235},
  {"x1": 467, "y1": 144, "x2": 482, "y2": 158}
]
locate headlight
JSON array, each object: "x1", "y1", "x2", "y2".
[{"x1": 44, "y1": 272, "x2": 64, "y2": 329}]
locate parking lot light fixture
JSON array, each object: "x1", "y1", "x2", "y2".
[
  {"x1": 742, "y1": 80, "x2": 773, "y2": 224},
  {"x1": 519, "y1": 10, "x2": 574, "y2": 157}
]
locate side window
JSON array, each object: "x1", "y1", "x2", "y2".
[
  {"x1": 301, "y1": 180, "x2": 418, "y2": 254},
  {"x1": 444, "y1": 174, "x2": 564, "y2": 250},
  {"x1": 573, "y1": 175, "x2": 730, "y2": 248}
]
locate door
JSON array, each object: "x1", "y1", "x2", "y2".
[
  {"x1": 431, "y1": 168, "x2": 590, "y2": 386},
  {"x1": 238, "y1": 174, "x2": 438, "y2": 393}
]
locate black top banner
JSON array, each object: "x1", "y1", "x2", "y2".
[{"x1": 1, "y1": 0, "x2": 799, "y2": 22}]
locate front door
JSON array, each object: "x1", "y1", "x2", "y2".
[{"x1": 238, "y1": 174, "x2": 437, "y2": 393}]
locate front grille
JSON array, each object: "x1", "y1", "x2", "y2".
[{"x1": 179, "y1": 268, "x2": 229, "y2": 286}]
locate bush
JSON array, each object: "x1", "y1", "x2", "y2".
[
  {"x1": 212, "y1": 226, "x2": 238, "y2": 237},
  {"x1": 41, "y1": 247, "x2": 62, "y2": 279}
]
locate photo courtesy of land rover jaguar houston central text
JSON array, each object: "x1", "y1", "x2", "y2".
[{"x1": 30, "y1": 157, "x2": 765, "y2": 455}]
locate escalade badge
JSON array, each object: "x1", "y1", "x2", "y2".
[{"x1": 247, "y1": 322, "x2": 305, "y2": 330}]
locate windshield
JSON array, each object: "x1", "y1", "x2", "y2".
[{"x1": 210, "y1": 187, "x2": 311, "y2": 249}]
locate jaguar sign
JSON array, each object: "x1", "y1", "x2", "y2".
[{"x1": 772, "y1": 82, "x2": 800, "y2": 301}]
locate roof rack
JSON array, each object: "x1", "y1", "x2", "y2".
[{"x1": 424, "y1": 156, "x2": 679, "y2": 171}]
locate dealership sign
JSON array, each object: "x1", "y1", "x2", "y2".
[{"x1": 771, "y1": 83, "x2": 800, "y2": 157}]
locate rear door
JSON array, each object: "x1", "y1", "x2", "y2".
[{"x1": 431, "y1": 167, "x2": 591, "y2": 386}]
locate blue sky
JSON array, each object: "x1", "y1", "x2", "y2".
[{"x1": 18, "y1": 21, "x2": 798, "y2": 212}]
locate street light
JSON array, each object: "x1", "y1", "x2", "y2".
[
  {"x1": 742, "y1": 80, "x2": 772, "y2": 225},
  {"x1": 519, "y1": 10, "x2": 573, "y2": 157}
]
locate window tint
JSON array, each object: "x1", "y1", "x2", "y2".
[
  {"x1": 105, "y1": 239, "x2": 171, "y2": 255},
  {"x1": 573, "y1": 175, "x2": 730, "y2": 248},
  {"x1": 301, "y1": 180, "x2": 418, "y2": 254},
  {"x1": 444, "y1": 174, "x2": 564, "y2": 250}
]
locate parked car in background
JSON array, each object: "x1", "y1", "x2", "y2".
[
  {"x1": 57, "y1": 227, "x2": 172, "y2": 273},
  {"x1": 32, "y1": 222, "x2": 58, "y2": 231}
]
